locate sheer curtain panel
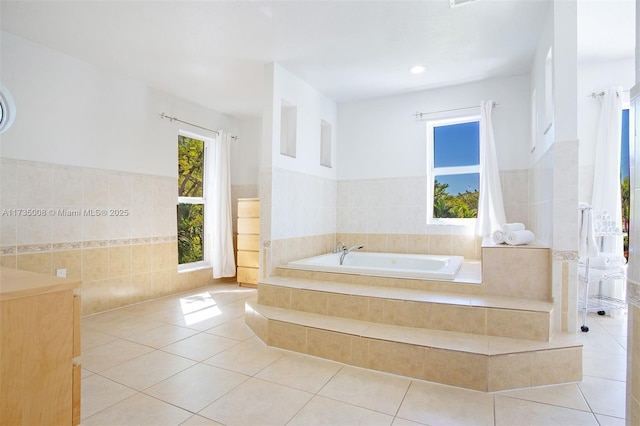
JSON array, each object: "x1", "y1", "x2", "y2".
[
  {"x1": 476, "y1": 100, "x2": 506, "y2": 237},
  {"x1": 591, "y1": 87, "x2": 624, "y2": 255},
  {"x1": 206, "y1": 132, "x2": 237, "y2": 278}
]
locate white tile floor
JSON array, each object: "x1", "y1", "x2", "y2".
[{"x1": 80, "y1": 283, "x2": 628, "y2": 425}]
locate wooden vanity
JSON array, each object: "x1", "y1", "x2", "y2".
[{"x1": 0, "y1": 267, "x2": 82, "y2": 425}]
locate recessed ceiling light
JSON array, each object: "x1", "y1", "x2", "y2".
[
  {"x1": 409, "y1": 65, "x2": 427, "y2": 74},
  {"x1": 449, "y1": 0, "x2": 477, "y2": 8}
]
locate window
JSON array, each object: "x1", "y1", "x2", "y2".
[
  {"x1": 426, "y1": 115, "x2": 480, "y2": 222},
  {"x1": 621, "y1": 108, "x2": 630, "y2": 258},
  {"x1": 177, "y1": 133, "x2": 207, "y2": 266},
  {"x1": 0, "y1": 86, "x2": 16, "y2": 134}
]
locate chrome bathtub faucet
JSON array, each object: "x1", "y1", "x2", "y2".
[
  {"x1": 334, "y1": 241, "x2": 346, "y2": 253},
  {"x1": 340, "y1": 244, "x2": 364, "y2": 265}
]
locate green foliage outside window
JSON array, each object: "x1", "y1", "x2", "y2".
[
  {"x1": 622, "y1": 176, "x2": 629, "y2": 258},
  {"x1": 433, "y1": 179, "x2": 479, "y2": 219},
  {"x1": 178, "y1": 136, "x2": 204, "y2": 198},
  {"x1": 178, "y1": 136, "x2": 205, "y2": 264},
  {"x1": 177, "y1": 203, "x2": 204, "y2": 264}
]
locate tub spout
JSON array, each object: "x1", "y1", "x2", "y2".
[
  {"x1": 334, "y1": 241, "x2": 346, "y2": 253},
  {"x1": 340, "y1": 244, "x2": 364, "y2": 265}
]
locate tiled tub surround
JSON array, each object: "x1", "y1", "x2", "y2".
[
  {"x1": 246, "y1": 277, "x2": 581, "y2": 392},
  {"x1": 257, "y1": 277, "x2": 554, "y2": 342},
  {"x1": 247, "y1": 240, "x2": 583, "y2": 392},
  {"x1": 0, "y1": 158, "x2": 229, "y2": 314},
  {"x1": 336, "y1": 172, "x2": 529, "y2": 240},
  {"x1": 269, "y1": 233, "x2": 483, "y2": 278},
  {"x1": 482, "y1": 244, "x2": 552, "y2": 301}
]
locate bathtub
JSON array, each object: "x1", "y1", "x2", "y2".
[{"x1": 287, "y1": 251, "x2": 464, "y2": 280}]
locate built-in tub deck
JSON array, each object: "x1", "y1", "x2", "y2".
[
  {"x1": 247, "y1": 274, "x2": 582, "y2": 392},
  {"x1": 248, "y1": 245, "x2": 571, "y2": 392},
  {"x1": 277, "y1": 259, "x2": 483, "y2": 295}
]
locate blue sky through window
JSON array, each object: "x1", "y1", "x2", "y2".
[
  {"x1": 433, "y1": 121, "x2": 479, "y2": 195},
  {"x1": 621, "y1": 109, "x2": 629, "y2": 179}
]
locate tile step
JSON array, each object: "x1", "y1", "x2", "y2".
[
  {"x1": 245, "y1": 300, "x2": 582, "y2": 392},
  {"x1": 258, "y1": 276, "x2": 555, "y2": 341}
]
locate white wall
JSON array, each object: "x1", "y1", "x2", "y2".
[
  {"x1": 0, "y1": 32, "x2": 239, "y2": 179},
  {"x1": 530, "y1": 5, "x2": 554, "y2": 164},
  {"x1": 337, "y1": 74, "x2": 532, "y2": 181},
  {"x1": 234, "y1": 117, "x2": 261, "y2": 185},
  {"x1": 263, "y1": 63, "x2": 338, "y2": 179}
]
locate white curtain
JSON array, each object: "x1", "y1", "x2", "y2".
[
  {"x1": 591, "y1": 86, "x2": 624, "y2": 256},
  {"x1": 205, "y1": 132, "x2": 236, "y2": 278},
  {"x1": 475, "y1": 100, "x2": 506, "y2": 237}
]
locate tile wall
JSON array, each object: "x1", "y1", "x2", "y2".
[
  {"x1": 263, "y1": 169, "x2": 530, "y2": 274},
  {"x1": 529, "y1": 148, "x2": 554, "y2": 246},
  {"x1": 337, "y1": 171, "x2": 530, "y2": 240},
  {"x1": 261, "y1": 167, "x2": 337, "y2": 276},
  {"x1": 0, "y1": 158, "x2": 232, "y2": 315}
]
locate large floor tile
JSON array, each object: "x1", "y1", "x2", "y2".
[
  {"x1": 497, "y1": 383, "x2": 590, "y2": 412},
  {"x1": 206, "y1": 316, "x2": 256, "y2": 340},
  {"x1": 81, "y1": 374, "x2": 137, "y2": 420},
  {"x1": 583, "y1": 350, "x2": 627, "y2": 382},
  {"x1": 145, "y1": 363, "x2": 249, "y2": 413},
  {"x1": 288, "y1": 395, "x2": 394, "y2": 426},
  {"x1": 203, "y1": 341, "x2": 284, "y2": 376},
  {"x1": 318, "y1": 366, "x2": 411, "y2": 415},
  {"x1": 180, "y1": 415, "x2": 225, "y2": 425},
  {"x1": 100, "y1": 316, "x2": 167, "y2": 338},
  {"x1": 255, "y1": 353, "x2": 343, "y2": 393},
  {"x1": 494, "y1": 395, "x2": 599, "y2": 425},
  {"x1": 396, "y1": 380, "x2": 494, "y2": 426},
  {"x1": 82, "y1": 393, "x2": 192, "y2": 426},
  {"x1": 100, "y1": 350, "x2": 196, "y2": 390},
  {"x1": 161, "y1": 332, "x2": 239, "y2": 361},
  {"x1": 576, "y1": 329, "x2": 627, "y2": 356},
  {"x1": 81, "y1": 328, "x2": 119, "y2": 352},
  {"x1": 198, "y1": 377, "x2": 313, "y2": 425},
  {"x1": 595, "y1": 413, "x2": 626, "y2": 426},
  {"x1": 126, "y1": 324, "x2": 200, "y2": 348},
  {"x1": 578, "y1": 376, "x2": 627, "y2": 418},
  {"x1": 78, "y1": 283, "x2": 629, "y2": 426},
  {"x1": 593, "y1": 312, "x2": 628, "y2": 337},
  {"x1": 80, "y1": 338, "x2": 155, "y2": 373},
  {"x1": 391, "y1": 418, "x2": 426, "y2": 426},
  {"x1": 82, "y1": 309, "x2": 138, "y2": 331},
  {"x1": 168, "y1": 310, "x2": 236, "y2": 331}
]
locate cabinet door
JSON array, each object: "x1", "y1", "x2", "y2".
[
  {"x1": 238, "y1": 251, "x2": 259, "y2": 268},
  {"x1": 238, "y1": 218, "x2": 260, "y2": 235},
  {"x1": 237, "y1": 267, "x2": 259, "y2": 285},
  {"x1": 237, "y1": 234, "x2": 259, "y2": 251},
  {"x1": 0, "y1": 290, "x2": 74, "y2": 425},
  {"x1": 238, "y1": 200, "x2": 260, "y2": 218}
]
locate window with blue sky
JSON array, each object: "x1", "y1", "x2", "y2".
[{"x1": 428, "y1": 117, "x2": 480, "y2": 220}]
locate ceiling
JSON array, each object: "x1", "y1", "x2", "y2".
[{"x1": 0, "y1": 1, "x2": 635, "y2": 119}]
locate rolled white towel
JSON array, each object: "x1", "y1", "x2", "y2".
[
  {"x1": 502, "y1": 223, "x2": 526, "y2": 233},
  {"x1": 492, "y1": 231, "x2": 505, "y2": 245},
  {"x1": 505, "y1": 230, "x2": 535, "y2": 246},
  {"x1": 591, "y1": 253, "x2": 627, "y2": 269},
  {"x1": 582, "y1": 256, "x2": 610, "y2": 269}
]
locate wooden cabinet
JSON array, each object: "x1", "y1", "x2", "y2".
[
  {"x1": 237, "y1": 198, "x2": 260, "y2": 287},
  {"x1": 0, "y1": 267, "x2": 82, "y2": 425}
]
